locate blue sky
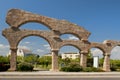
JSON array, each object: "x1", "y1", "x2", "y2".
[{"x1": 0, "y1": 0, "x2": 120, "y2": 59}]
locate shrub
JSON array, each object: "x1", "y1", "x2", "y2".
[
  {"x1": 60, "y1": 63, "x2": 83, "y2": 72},
  {"x1": 0, "y1": 63, "x2": 10, "y2": 71},
  {"x1": 0, "y1": 56, "x2": 9, "y2": 64},
  {"x1": 17, "y1": 62, "x2": 34, "y2": 71},
  {"x1": 83, "y1": 67, "x2": 93, "y2": 72},
  {"x1": 83, "y1": 67, "x2": 104, "y2": 72},
  {"x1": 110, "y1": 66, "x2": 118, "y2": 71}
]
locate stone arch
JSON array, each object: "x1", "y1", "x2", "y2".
[
  {"x1": 18, "y1": 36, "x2": 51, "y2": 56},
  {"x1": 89, "y1": 42, "x2": 106, "y2": 54},
  {"x1": 89, "y1": 47, "x2": 104, "y2": 57},
  {"x1": 108, "y1": 41, "x2": 120, "y2": 59},
  {"x1": 16, "y1": 33, "x2": 53, "y2": 50},
  {"x1": 58, "y1": 40, "x2": 83, "y2": 51},
  {"x1": 57, "y1": 21, "x2": 90, "y2": 40},
  {"x1": 6, "y1": 9, "x2": 91, "y2": 40},
  {"x1": 104, "y1": 40, "x2": 120, "y2": 53},
  {"x1": 101, "y1": 40, "x2": 114, "y2": 56},
  {"x1": 59, "y1": 44, "x2": 81, "y2": 52},
  {"x1": 6, "y1": 9, "x2": 55, "y2": 30},
  {"x1": 2, "y1": 28, "x2": 55, "y2": 49}
]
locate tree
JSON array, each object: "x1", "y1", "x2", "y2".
[
  {"x1": 37, "y1": 56, "x2": 52, "y2": 68},
  {"x1": 24, "y1": 55, "x2": 39, "y2": 64}
]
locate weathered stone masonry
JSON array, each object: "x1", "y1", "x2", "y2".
[{"x1": 2, "y1": 9, "x2": 120, "y2": 71}]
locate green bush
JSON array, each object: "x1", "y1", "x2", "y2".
[
  {"x1": 110, "y1": 59, "x2": 120, "y2": 71},
  {"x1": 83, "y1": 67, "x2": 93, "y2": 72},
  {"x1": 60, "y1": 63, "x2": 104, "y2": 72},
  {"x1": 60, "y1": 63, "x2": 83, "y2": 72},
  {"x1": 110, "y1": 66, "x2": 118, "y2": 71},
  {"x1": 83, "y1": 67, "x2": 104, "y2": 72},
  {"x1": 0, "y1": 56, "x2": 10, "y2": 64},
  {"x1": 17, "y1": 62, "x2": 34, "y2": 71},
  {"x1": 0, "y1": 63, "x2": 10, "y2": 71}
]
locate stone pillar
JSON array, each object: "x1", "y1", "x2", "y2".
[
  {"x1": 51, "y1": 49, "x2": 59, "y2": 71},
  {"x1": 80, "y1": 51, "x2": 88, "y2": 67},
  {"x1": 9, "y1": 48, "x2": 17, "y2": 71},
  {"x1": 103, "y1": 54, "x2": 111, "y2": 71}
]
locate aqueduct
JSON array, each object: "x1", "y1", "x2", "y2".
[{"x1": 2, "y1": 9, "x2": 120, "y2": 71}]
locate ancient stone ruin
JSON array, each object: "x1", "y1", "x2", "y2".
[{"x1": 2, "y1": 9, "x2": 120, "y2": 71}]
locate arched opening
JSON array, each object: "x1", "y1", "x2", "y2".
[
  {"x1": 19, "y1": 22, "x2": 50, "y2": 31},
  {"x1": 89, "y1": 48, "x2": 104, "y2": 68},
  {"x1": 60, "y1": 34, "x2": 79, "y2": 40},
  {"x1": 17, "y1": 36, "x2": 51, "y2": 71},
  {"x1": 110, "y1": 46, "x2": 120, "y2": 71},
  {"x1": 59, "y1": 45, "x2": 80, "y2": 68}
]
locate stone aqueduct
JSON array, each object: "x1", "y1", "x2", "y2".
[{"x1": 2, "y1": 9, "x2": 120, "y2": 71}]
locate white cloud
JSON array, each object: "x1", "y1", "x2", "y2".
[
  {"x1": 43, "y1": 44, "x2": 49, "y2": 47},
  {"x1": 0, "y1": 44, "x2": 9, "y2": 56},
  {"x1": 36, "y1": 49, "x2": 44, "y2": 53},
  {"x1": 68, "y1": 36, "x2": 79, "y2": 40},
  {"x1": 43, "y1": 44, "x2": 51, "y2": 50},
  {"x1": 0, "y1": 44, "x2": 9, "y2": 48},
  {"x1": 18, "y1": 45, "x2": 30, "y2": 50},
  {"x1": 24, "y1": 42, "x2": 30, "y2": 44}
]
